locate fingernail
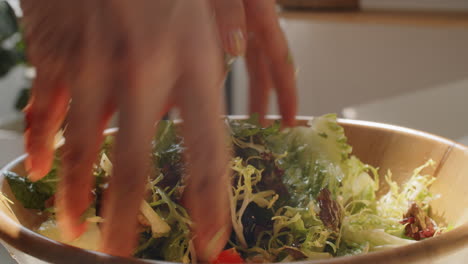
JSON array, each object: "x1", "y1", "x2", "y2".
[
  {"x1": 27, "y1": 170, "x2": 40, "y2": 182},
  {"x1": 25, "y1": 147, "x2": 54, "y2": 182},
  {"x1": 60, "y1": 220, "x2": 87, "y2": 242},
  {"x1": 24, "y1": 157, "x2": 33, "y2": 176},
  {"x1": 25, "y1": 156, "x2": 40, "y2": 182},
  {"x1": 226, "y1": 29, "x2": 246, "y2": 57},
  {"x1": 224, "y1": 53, "x2": 237, "y2": 72},
  {"x1": 57, "y1": 204, "x2": 88, "y2": 242},
  {"x1": 28, "y1": 166, "x2": 51, "y2": 182},
  {"x1": 202, "y1": 226, "x2": 228, "y2": 262}
]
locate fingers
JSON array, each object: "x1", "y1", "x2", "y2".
[
  {"x1": 178, "y1": 78, "x2": 231, "y2": 262},
  {"x1": 100, "y1": 87, "x2": 171, "y2": 256},
  {"x1": 56, "y1": 76, "x2": 114, "y2": 241},
  {"x1": 160, "y1": 100, "x2": 175, "y2": 119},
  {"x1": 99, "y1": 47, "x2": 176, "y2": 256},
  {"x1": 246, "y1": 34, "x2": 273, "y2": 125},
  {"x1": 57, "y1": 106, "x2": 114, "y2": 241},
  {"x1": 177, "y1": 29, "x2": 230, "y2": 262},
  {"x1": 100, "y1": 107, "x2": 156, "y2": 256},
  {"x1": 211, "y1": 0, "x2": 247, "y2": 57},
  {"x1": 243, "y1": 0, "x2": 297, "y2": 126},
  {"x1": 24, "y1": 74, "x2": 69, "y2": 181},
  {"x1": 22, "y1": 0, "x2": 86, "y2": 181}
]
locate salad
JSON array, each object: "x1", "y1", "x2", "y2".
[{"x1": 3, "y1": 114, "x2": 445, "y2": 263}]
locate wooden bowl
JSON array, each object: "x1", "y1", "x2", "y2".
[
  {"x1": 0, "y1": 117, "x2": 467, "y2": 264},
  {"x1": 277, "y1": 0, "x2": 359, "y2": 10}
]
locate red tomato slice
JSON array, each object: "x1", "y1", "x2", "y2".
[{"x1": 212, "y1": 248, "x2": 244, "y2": 264}]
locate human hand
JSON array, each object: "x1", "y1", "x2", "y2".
[
  {"x1": 21, "y1": 0, "x2": 230, "y2": 260},
  {"x1": 212, "y1": 0, "x2": 297, "y2": 125}
]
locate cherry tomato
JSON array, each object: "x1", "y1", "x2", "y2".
[{"x1": 212, "y1": 248, "x2": 244, "y2": 264}]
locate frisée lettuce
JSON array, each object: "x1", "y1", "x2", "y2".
[{"x1": 2, "y1": 114, "x2": 444, "y2": 263}]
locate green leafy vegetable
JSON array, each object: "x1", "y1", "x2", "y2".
[
  {"x1": 141, "y1": 200, "x2": 171, "y2": 238},
  {"x1": 230, "y1": 157, "x2": 279, "y2": 248},
  {"x1": 3, "y1": 114, "x2": 445, "y2": 263},
  {"x1": 153, "y1": 120, "x2": 185, "y2": 190},
  {"x1": 339, "y1": 160, "x2": 438, "y2": 252},
  {"x1": 4, "y1": 171, "x2": 56, "y2": 210},
  {"x1": 377, "y1": 160, "x2": 437, "y2": 220},
  {"x1": 268, "y1": 114, "x2": 351, "y2": 206},
  {"x1": 228, "y1": 114, "x2": 280, "y2": 139}
]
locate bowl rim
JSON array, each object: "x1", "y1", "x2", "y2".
[{"x1": 0, "y1": 116, "x2": 467, "y2": 264}]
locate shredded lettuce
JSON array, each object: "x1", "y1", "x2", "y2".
[
  {"x1": 230, "y1": 157, "x2": 279, "y2": 248},
  {"x1": 377, "y1": 159, "x2": 437, "y2": 219},
  {"x1": 340, "y1": 156, "x2": 379, "y2": 212},
  {"x1": 340, "y1": 159, "x2": 438, "y2": 251},
  {"x1": 3, "y1": 114, "x2": 445, "y2": 263},
  {"x1": 342, "y1": 228, "x2": 415, "y2": 250},
  {"x1": 141, "y1": 200, "x2": 171, "y2": 238},
  {"x1": 267, "y1": 114, "x2": 351, "y2": 206}
]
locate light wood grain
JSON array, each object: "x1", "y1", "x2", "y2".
[
  {"x1": 430, "y1": 144, "x2": 468, "y2": 227},
  {"x1": 280, "y1": 10, "x2": 468, "y2": 29},
  {"x1": 278, "y1": 0, "x2": 358, "y2": 9},
  {"x1": 340, "y1": 120, "x2": 453, "y2": 196}
]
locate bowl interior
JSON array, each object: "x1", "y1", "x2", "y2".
[{"x1": 1, "y1": 118, "x2": 468, "y2": 263}]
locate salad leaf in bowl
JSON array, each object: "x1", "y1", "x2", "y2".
[{"x1": 0, "y1": 114, "x2": 467, "y2": 264}]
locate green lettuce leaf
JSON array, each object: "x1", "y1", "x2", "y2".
[
  {"x1": 227, "y1": 116, "x2": 288, "y2": 206},
  {"x1": 153, "y1": 120, "x2": 185, "y2": 189},
  {"x1": 228, "y1": 114, "x2": 280, "y2": 139},
  {"x1": 4, "y1": 170, "x2": 57, "y2": 210},
  {"x1": 377, "y1": 160, "x2": 437, "y2": 220},
  {"x1": 4, "y1": 114, "x2": 444, "y2": 263},
  {"x1": 342, "y1": 228, "x2": 414, "y2": 251},
  {"x1": 268, "y1": 114, "x2": 352, "y2": 206},
  {"x1": 339, "y1": 160, "x2": 439, "y2": 253},
  {"x1": 340, "y1": 156, "x2": 379, "y2": 214},
  {"x1": 230, "y1": 157, "x2": 279, "y2": 248}
]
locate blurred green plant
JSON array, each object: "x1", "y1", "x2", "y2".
[{"x1": 0, "y1": 0, "x2": 29, "y2": 111}]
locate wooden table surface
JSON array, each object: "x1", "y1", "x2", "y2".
[{"x1": 279, "y1": 10, "x2": 468, "y2": 29}]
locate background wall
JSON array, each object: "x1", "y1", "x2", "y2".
[
  {"x1": 232, "y1": 19, "x2": 468, "y2": 116},
  {"x1": 231, "y1": 17, "x2": 468, "y2": 142}
]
